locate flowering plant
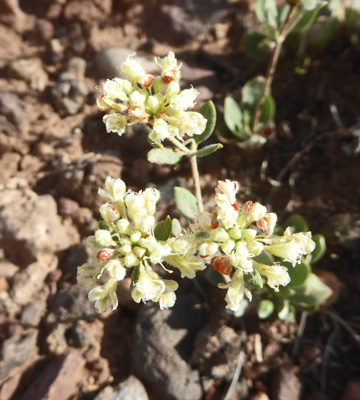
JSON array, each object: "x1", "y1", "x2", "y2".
[{"x1": 77, "y1": 50, "x2": 329, "y2": 316}]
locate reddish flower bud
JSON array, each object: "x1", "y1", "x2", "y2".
[
  {"x1": 211, "y1": 256, "x2": 232, "y2": 276},
  {"x1": 96, "y1": 249, "x2": 114, "y2": 261}
]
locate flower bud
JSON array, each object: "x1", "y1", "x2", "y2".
[
  {"x1": 95, "y1": 230, "x2": 117, "y2": 247},
  {"x1": 221, "y1": 240, "x2": 235, "y2": 254},
  {"x1": 125, "y1": 252, "x2": 140, "y2": 268},
  {"x1": 133, "y1": 246, "x2": 146, "y2": 259},
  {"x1": 154, "y1": 76, "x2": 165, "y2": 93},
  {"x1": 228, "y1": 226, "x2": 242, "y2": 240},
  {"x1": 149, "y1": 119, "x2": 169, "y2": 143},
  {"x1": 116, "y1": 218, "x2": 131, "y2": 235},
  {"x1": 166, "y1": 81, "x2": 180, "y2": 98},
  {"x1": 247, "y1": 202, "x2": 267, "y2": 223},
  {"x1": 138, "y1": 215, "x2": 156, "y2": 234},
  {"x1": 103, "y1": 112, "x2": 126, "y2": 135},
  {"x1": 210, "y1": 228, "x2": 229, "y2": 242},
  {"x1": 129, "y1": 91, "x2": 147, "y2": 108},
  {"x1": 121, "y1": 54, "x2": 145, "y2": 82},
  {"x1": 143, "y1": 187, "x2": 160, "y2": 216},
  {"x1": 198, "y1": 242, "x2": 218, "y2": 258},
  {"x1": 130, "y1": 231, "x2": 142, "y2": 243},
  {"x1": 103, "y1": 78, "x2": 131, "y2": 101},
  {"x1": 105, "y1": 259, "x2": 126, "y2": 281},
  {"x1": 242, "y1": 229, "x2": 257, "y2": 242},
  {"x1": 146, "y1": 95, "x2": 160, "y2": 114},
  {"x1": 119, "y1": 242, "x2": 132, "y2": 255},
  {"x1": 247, "y1": 241, "x2": 264, "y2": 256},
  {"x1": 100, "y1": 203, "x2": 120, "y2": 226},
  {"x1": 237, "y1": 212, "x2": 247, "y2": 228}
]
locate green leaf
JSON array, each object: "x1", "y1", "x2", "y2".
[
  {"x1": 284, "y1": 213, "x2": 309, "y2": 233},
  {"x1": 253, "y1": 250, "x2": 274, "y2": 266},
  {"x1": 174, "y1": 187, "x2": 199, "y2": 221},
  {"x1": 301, "y1": 0, "x2": 327, "y2": 11},
  {"x1": 171, "y1": 218, "x2": 182, "y2": 237},
  {"x1": 98, "y1": 221, "x2": 110, "y2": 231},
  {"x1": 290, "y1": 272, "x2": 332, "y2": 308},
  {"x1": 204, "y1": 267, "x2": 224, "y2": 286},
  {"x1": 195, "y1": 101, "x2": 217, "y2": 144},
  {"x1": 260, "y1": 93, "x2": 276, "y2": 125},
  {"x1": 244, "y1": 269, "x2": 264, "y2": 288},
  {"x1": 217, "y1": 122, "x2": 238, "y2": 140},
  {"x1": 285, "y1": 260, "x2": 310, "y2": 287},
  {"x1": 292, "y1": 8, "x2": 321, "y2": 33},
  {"x1": 309, "y1": 234, "x2": 326, "y2": 264},
  {"x1": 257, "y1": 299, "x2": 275, "y2": 319},
  {"x1": 195, "y1": 143, "x2": 223, "y2": 158},
  {"x1": 243, "y1": 32, "x2": 269, "y2": 61},
  {"x1": 241, "y1": 76, "x2": 275, "y2": 128},
  {"x1": 154, "y1": 215, "x2": 172, "y2": 241},
  {"x1": 147, "y1": 147, "x2": 184, "y2": 165},
  {"x1": 255, "y1": 0, "x2": 278, "y2": 26},
  {"x1": 224, "y1": 96, "x2": 243, "y2": 134},
  {"x1": 277, "y1": 3, "x2": 291, "y2": 26},
  {"x1": 308, "y1": 17, "x2": 338, "y2": 47}
]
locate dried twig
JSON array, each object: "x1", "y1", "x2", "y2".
[{"x1": 224, "y1": 348, "x2": 246, "y2": 400}]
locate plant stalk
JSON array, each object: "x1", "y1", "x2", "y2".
[
  {"x1": 168, "y1": 137, "x2": 204, "y2": 213},
  {"x1": 252, "y1": 4, "x2": 298, "y2": 134}
]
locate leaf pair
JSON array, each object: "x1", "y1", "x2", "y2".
[{"x1": 220, "y1": 76, "x2": 275, "y2": 144}]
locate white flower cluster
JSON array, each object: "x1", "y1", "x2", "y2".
[
  {"x1": 78, "y1": 177, "x2": 315, "y2": 314},
  {"x1": 192, "y1": 180, "x2": 316, "y2": 312},
  {"x1": 77, "y1": 177, "x2": 205, "y2": 312},
  {"x1": 97, "y1": 52, "x2": 207, "y2": 144}
]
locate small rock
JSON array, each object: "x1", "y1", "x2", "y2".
[
  {"x1": 192, "y1": 323, "x2": 242, "y2": 381},
  {"x1": 0, "y1": 152, "x2": 21, "y2": 185},
  {"x1": 134, "y1": 292, "x2": 204, "y2": 400},
  {"x1": 252, "y1": 392, "x2": 270, "y2": 400},
  {"x1": 47, "y1": 38, "x2": 64, "y2": 64},
  {"x1": 33, "y1": 18, "x2": 54, "y2": 41},
  {"x1": 341, "y1": 379, "x2": 360, "y2": 400},
  {"x1": 326, "y1": 214, "x2": 360, "y2": 253},
  {"x1": 8, "y1": 57, "x2": 42, "y2": 80},
  {"x1": 0, "y1": 371, "x2": 22, "y2": 400},
  {"x1": 67, "y1": 57, "x2": 87, "y2": 79},
  {"x1": 52, "y1": 71, "x2": 90, "y2": 116},
  {"x1": 18, "y1": 349, "x2": 85, "y2": 400},
  {"x1": 0, "y1": 0, "x2": 26, "y2": 30},
  {"x1": 0, "y1": 330, "x2": 38, "y2": 380},
  {"x1": 143, "y1": 0, "x2": 236, "y2": 45},
  {"x1": 49, "y1": 285, "x2": 100, "y2": 322},
  {"x1": 0, "y1": 188, "x2": 71, "y2": 266},
  {"x1": 10, "y1": 258, "x2": 57, "y2": 305},
  {"x1": 65, "y1": 320, "x2": 92, "y2": 348},
  {"x1": 0, "y1": 259, "x2": 19, "y2": 278},
  {"x1": 21, "y1": 299, "x2": 46, "y2": 327},
  {"x1": 63, "y1": 0, "x2": 112, "y2": 24},
  {"x1": 58, "y1": 197, "x2": 80, "y2": 217},
  {"x1": 46, "y1": 323, "x2": 69, "y2": 355},
  {"x1": 94, "y1": 375, "x2": 149, "y2": 400},
  {"x1": 271, "y1": 366, "x2": 302, "y2": 400},
  {"x1": 0, "y1": 90, "x2": 30, "y2": 127}
]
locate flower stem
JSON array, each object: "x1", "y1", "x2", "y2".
[
  {"x1": 168, "y1": 136, "x2": 204, "y2": 213},
  {"x1": 251, "y1": 4, "x2": 298, "y2": 134}
]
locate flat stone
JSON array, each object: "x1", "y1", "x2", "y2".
[
  {"x1": 134, "y1": 292, "x2": 204, "y2": 400},
  {"x1": 0, "y1": 330, "x2": 38, "y2": 380},
  {"x1": 271, "y1": 366, "x2": 302, "y2": 400},
  {"x1": 0, "y1": 259, "x2": 19, "y2": 278},
  {"x1": 0, "y1": 188, "x2": 71, "y2": 266},
  {"x1": 94, "y1": 375, "x2": 149, "y2": 400},
  {"x1": 10, "y1": 258, "x2": 57, "y2": 305},
  {"x1": 18, "y1": 349, "x2": 85, "y2": 400},
  {"x1": 21, "y1": 299, "x2": 47, "y2": 327}
]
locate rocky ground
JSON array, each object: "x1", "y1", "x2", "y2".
[{"x1": 1, "y1": 1, "x2": 360, "y2": 399}]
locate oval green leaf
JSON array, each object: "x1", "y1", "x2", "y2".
[
  {"x1": 174, "y1": 187, "x2": 199, "y2": 221},
  {"x1": 195, "y1": 143, "x2": 223, "y2": 158},
  {"x1": 154, "y1": 215, "x2": 172, "y2": 241},
  {"x1": 284, "y1": 260, "x2": 310, "y2": 287},
  {"x1": 284, "y1": 213, "x2": 309, "y2": 233},
  {"x1": 244, "y1": 269, "x2": 264, "y2": 288},
  {"x1": 309, "y1": 234, "x2": 326, "y2": 265},
  {"x1": 147, "y1": 147, "x2": 184, "y2": 165},
  {"x1": 224, "y1": 96, "x2": 243, "y2": 134},
  {"x1": 195, "y1": 100, "x2": 217, "y2": 144},
  {"x1": 171, "y1": 218, "x2": 182, "y2": 237},
  {"x1": 243, "y1": 32, "x2": 269, "y2": 62},
  {"x1": 257, "y1": 299, "x2": 275, "y2": 319}
]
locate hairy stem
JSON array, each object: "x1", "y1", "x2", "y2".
[
  {"x1": 168, "y1": 137, "x2": 204, "y2": 212},
  {"x1": 251, "y1": 4, "x2": 298, "y2": 134}
]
